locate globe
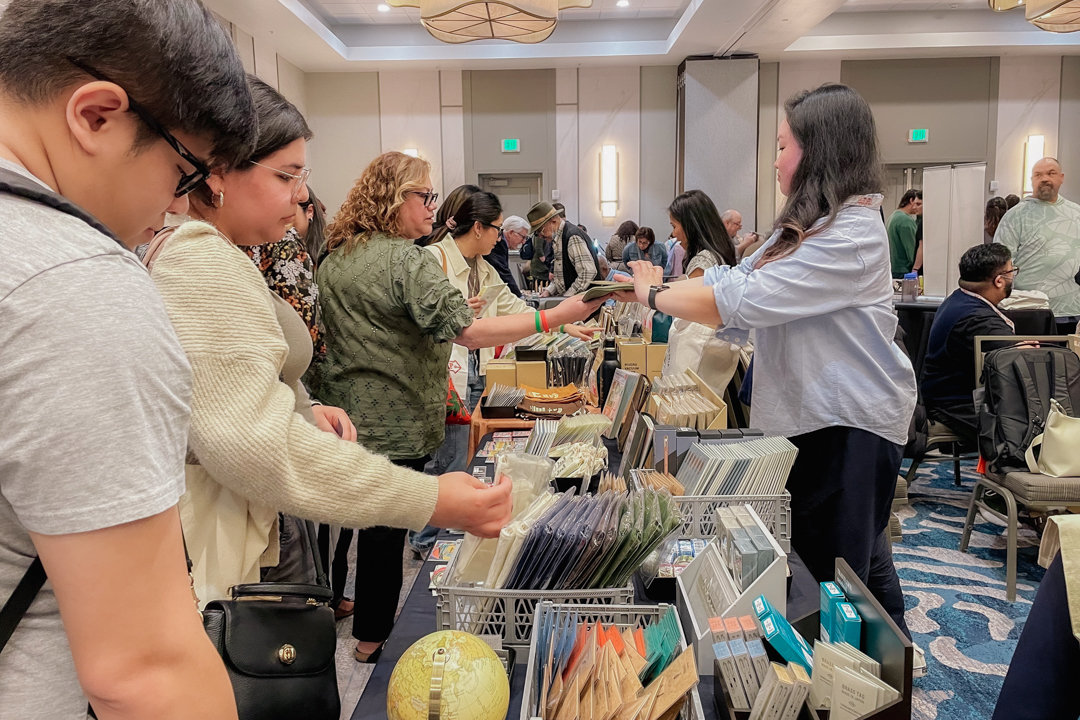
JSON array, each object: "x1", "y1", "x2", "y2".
[{"x1": 387, "y1": 630, "x2": 510, "y2": 720}]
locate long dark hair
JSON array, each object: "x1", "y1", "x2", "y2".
[
  {"x1": 417, "y1": 184, "x2": 482, "y2": 246},
  {"x1": 668, "y1": 189, "x2": 735, "y2": 267},
  {"x1": 301, "y1": 185, "x2": 327, "y2": 261},
  {"x1": 765, "y1": 83, "x2": 883, "y2": 264}
]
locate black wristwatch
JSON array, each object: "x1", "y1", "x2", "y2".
[{"x1": 648, "y1": 284, "x2": 669, "y2": 311}]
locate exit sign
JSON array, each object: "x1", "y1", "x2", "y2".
[
  {"x1": 908, "y1": 128, "x2": 929, "y2": 143},
  {"x1": 501, "y1": 138, "x2": 520, "y2": 153}
]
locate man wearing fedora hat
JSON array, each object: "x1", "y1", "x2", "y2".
[{"x1": 528, "y1": 201, "x2": 600, "y2": 297}]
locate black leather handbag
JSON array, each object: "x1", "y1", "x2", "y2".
[{"x1": 201, "y1": 519, "x2": 340, "y2": 720}]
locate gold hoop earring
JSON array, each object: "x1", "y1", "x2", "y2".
[{"x1": 212, "y1": 190, "x2": 225, "y2": 209}]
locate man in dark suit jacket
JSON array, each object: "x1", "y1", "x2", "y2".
[
  {"x1": 921, "y1": 243, "x2": 1017, "y2": 441},
  {"x1": 484, "y1": 215, "x2": 527, "y2": 297}
]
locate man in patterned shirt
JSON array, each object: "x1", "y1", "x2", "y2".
[
  {"x1": 996, "y1": 157, "x2": 1080, "y2": 333},
  {"x1": 530, "y1": 201, "x2": 600, "y2": 297}
]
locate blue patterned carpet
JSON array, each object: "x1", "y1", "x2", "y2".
[{"x1": 898, "y1": 457, "x2": 1045, "y2": 720}]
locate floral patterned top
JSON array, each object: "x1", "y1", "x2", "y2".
[{"x1": 244, "y1": 228, "x2": 326, "y2": 358}]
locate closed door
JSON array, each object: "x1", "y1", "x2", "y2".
[{"x1": 479, "y1": 173, "x2": 542, "y2": 221}]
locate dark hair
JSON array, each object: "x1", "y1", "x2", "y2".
[
  {"x1": 960, "y1": 243, "x2": 1011, "y2": 283},
  {"x1": 191, "y1": 75, "x2": 311, "y2": 207},
  {"x1": 1005, "y1": 194, "x2": 1021, "y2": 209},
  {"x1": 420, "y1": 184, "x2": 482, "y2": 246},
  {"x1": 445, "y1": 190, "x2": 502, "y2": 239},
  {"x1": 301, "y1": 185, "x2": 326, "y2": 262},
  {"x1": 765, "y1": 84, "x2": 883, "y2": 264},
  {"x1": 635, "y1": 226, "x2": 655, "y2": 247},
  {"x1": 616, "y1": 220, "x2": 639, "y2": 242},
  {"x1": 0, "y1": 0, "x2": 256, "y2": 169},
  {"x1": 668, "y1": 189, "x2": 735, "y2": 267},
  {"x1": 984, "y1": 196, "x2": 1007, "y2": 238},
  {"x1": 553, "y1": 202, "x2": 566, "y2": 217},
  {"x1": 899, "y1": 189, "x2": 922, "y2": 208}
]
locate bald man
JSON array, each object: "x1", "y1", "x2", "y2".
[{"x1": 995, "y1": 157, "x2": 1080, "y2": 331}]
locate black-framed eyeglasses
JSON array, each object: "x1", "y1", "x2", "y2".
[
  {"x1": 409, "y1": 190, "x2": 438, "y2": 208},
  {"x1": 483, "y1": 222, "x2": 503, "y2": 233},
  {"x1": 66, "y1": 57, "x2": 212, "y2": 198},
  {"x1": 997, "y1": 267, "x2": 1020, "y2": 279}
]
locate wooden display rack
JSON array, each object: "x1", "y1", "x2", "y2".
[{"x1": 711, "y1": 558, "x2": 913, "y2": 720}]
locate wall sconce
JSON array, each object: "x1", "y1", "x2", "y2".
[
  {"x1": 403, "y1": 148, "x2": 419, "y2": 157},
  {"x1": 600, "y1": 145, "x2": 618, "y2": 219},
  {"x1": 1023, "y1": 134, "x2": 1044, "y2": 196}
]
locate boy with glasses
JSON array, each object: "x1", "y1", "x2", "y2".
[{"x1": 0, "y1": 1, "x2": 257, "y2": 718}]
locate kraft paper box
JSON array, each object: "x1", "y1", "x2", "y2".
[
  {"x1": 646, "y1": 343, "x2": 667, "y2": 381},
  {"x1": 484, "y1": 360, "x2": 517, "y2": 390},
  {"x1": 619, "y1": 341, "x2": 648, "y2": 374},
  {"x1": 516, "y1": 361, "x2": 547, "y2": 389}
]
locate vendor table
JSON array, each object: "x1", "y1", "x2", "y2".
[{"x1": 351, "y1": 434, "x2": 818, "y2": 720}]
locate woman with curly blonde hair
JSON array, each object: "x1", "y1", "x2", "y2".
[{"x1": 315, "y1": 151, "x2": 602, "y2": 662}]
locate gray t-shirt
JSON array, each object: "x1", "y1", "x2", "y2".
[{"x1": 0, "y1": 159, "x2": 192, "y2": 719}]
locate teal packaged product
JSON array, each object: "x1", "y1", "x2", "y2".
[
  {"x1": 819, "y1": 581, "x2": 846, "y2": 643},
  {"x1": 833, "y1": 601, "x2": 862, "y2": 649},
  {"x1": 754, "y1": 594, "x2": 814, "y2": 672}
]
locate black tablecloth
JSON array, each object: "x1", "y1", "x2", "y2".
[{"x1": 351, "y1": 434, "x2": 817, "y2": 720}]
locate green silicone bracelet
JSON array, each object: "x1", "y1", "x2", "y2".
[{"x1": 534, "y1": 312, "x2": 542, "y2": 333}]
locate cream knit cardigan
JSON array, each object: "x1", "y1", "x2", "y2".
[{"x1": 151, "y1": 221, "x2": 439, "y2": 603}]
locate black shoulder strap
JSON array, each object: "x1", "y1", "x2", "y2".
[
  {"x1": 0, "y1": 558, "x2": 46, "y2": 654},
  {"x1": 0, "y1": 167, "x2": 125, "y2": 248},
  {"x1": 0, "y1": 167, "x2": 124, "y2": 655}
]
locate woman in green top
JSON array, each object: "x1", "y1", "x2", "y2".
[{"x1": 316, "y1": 151, "x2": 602, "y2": 661}]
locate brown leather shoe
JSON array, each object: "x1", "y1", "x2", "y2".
[{"x1": 334, "y1": 599, "x2": 355, "y2": 621}]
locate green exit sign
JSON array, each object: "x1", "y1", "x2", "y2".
[
  {"x1": 501, "y1": 138, "x2": 520, "y2": 153},
  {"x1": 908, "y1": 128, "x2": 929, "y2": 143}
]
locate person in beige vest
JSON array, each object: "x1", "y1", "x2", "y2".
[{"x1": 146, "y1": 76, "x2": 514, "y2": 606}]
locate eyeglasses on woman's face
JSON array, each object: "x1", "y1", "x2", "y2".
[
  {"x1": 250, "y1": 161, "x2": 311, "y2": 203},
  {"x1": 409, "y1": 190, "x2": 439, "y2": 208},
  {"x1": 66, "y1": 57, "x2": 211, "y2": 198}
]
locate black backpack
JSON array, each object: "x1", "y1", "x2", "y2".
[{"x1": 978, "y1": 345, "x2": 1080, "y2": 472}]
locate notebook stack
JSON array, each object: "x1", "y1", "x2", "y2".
[{"x1": 676, "y1": 437, "x2": 798, "y2": 497}]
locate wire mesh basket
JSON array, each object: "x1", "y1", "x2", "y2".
[{"x1": 520, "y1": 602, "x2": 705, "y2": 720}]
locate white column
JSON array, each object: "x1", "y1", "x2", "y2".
[
  {"x1": 440, "y1": 71, "x2": 465, "y2": 193},
  {"x1": 995, "y1": 56, "x2": 1061, "y2": 198},
  {"x1": 556, "y1": 68, "x2": 579, "y2": 221},
  {"x1": 578, "y1": 66, "x2": 640, "y2": 234},
  {"x1": 379, "y1": 71, "x2": 444, "y2": 195}
]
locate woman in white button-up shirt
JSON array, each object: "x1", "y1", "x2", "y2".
[{"x1": 620, "y1": 84, "x2": 917, "y2": 637}]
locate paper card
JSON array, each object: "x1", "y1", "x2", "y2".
[
  {"x1": 428, "y1": 539, "x2": 461, "y2": 562},
  {"x1": 428, "y1": 564, "x2": 448, "y2": 594}
]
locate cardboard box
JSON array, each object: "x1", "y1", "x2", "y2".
[
  {"x1": 516, "y1": 361, "x2": 547, "y2": 389},
  {"x1": 619, "y1": 341, "x2": 648, "y2": 374},
  {"x1": 646, "y1": 343, "x2": 668, "y2": 380},
  {"x1": 484, "y1": 360, "x2": 517, "y2": 390}
]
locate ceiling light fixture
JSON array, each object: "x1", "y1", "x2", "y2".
[
  {"x1": 403, "y1": 148, "x2": 419, "y2": 157},
  {"x1": 388, "y1": 0, "x2": 593, "y2": 43},
  {"x1": 616, "y1": 1, "x2": 629, "y2": 7},
  {"x1": 377, "y1": 3, "x2": 391, "y2": 9},
  {"x1": 989, "y1": 0, "x2": 1080, "y2": 32}
]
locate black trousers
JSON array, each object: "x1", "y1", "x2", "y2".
[
  {"x1": 786, "y1": 426, "x2": 911, "y2": 638},
  {"x1": 352, "y1": 455, "x2": 429, "y2": 643},
  {"x1": 317, "y1": 524, "x2": 354, "y2": 608},
  {"x1": 993, "y1": 552, "x2": 1080, "y2": 720}
]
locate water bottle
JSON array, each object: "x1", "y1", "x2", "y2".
[
  {"x1": 901, "y1": 272, "x2": 918, "y2": 302},
  {"x1": 599, "y1": 345, "x2": 620, "y2": 408}
]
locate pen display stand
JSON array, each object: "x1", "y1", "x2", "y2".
[
  {"x1": 673, "y1": 492, "x2": 792, "y2": 551},
  {"x1": 711, "y1": 558, "x2": 913, "y2": 720},
  {"x1": 521, "y1": 602, "x2": 706, "y2": 720},
  {"x1": 436, "y1": 552, "x2": 634, "y2": 653},
  {"x1": 676, "y1": 507, "x2": 788, "y2": 675}
]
